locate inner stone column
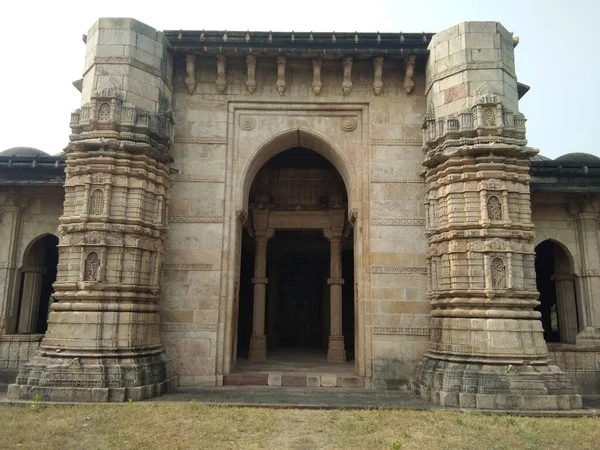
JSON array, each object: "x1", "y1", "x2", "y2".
[
  {"x1": 17, "y1": 266, "x2": 44, "y2": 334},
  {"x1": 552, "y1": 273, "x2": 578, "y2": 344},
  {"x1": 325, "y1": 210, "x2": 346, "y2": 363},
  {"x1": 248, "y1": 208, "x2": 273, "y2": 361},
  {"x1": 8, "y1": 18, "x2": 176, "y2": 402},
  {"x1": 412, "y1": 21, "x2": 581, "y2": 410}
]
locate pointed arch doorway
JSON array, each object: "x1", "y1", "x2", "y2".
[{"x1": 230, "y1": 145, "x2": 358, "y2": 382}]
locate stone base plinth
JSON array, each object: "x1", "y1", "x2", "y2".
[
  {"x1": 412, "y1": 357, "x2": 582, "y2": 410},
  {"x1": 7, "y1": 352, "x2": 176, "y2": 402},
  {"x1": 327, "y1": 336, "x2": 346, "y2": 363},
  {"x1": 248, "y1": 335, "x2": 267, "y2": 361}
]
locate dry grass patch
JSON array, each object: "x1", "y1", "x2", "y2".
[{"x1": 0, "y1": 402, "x2": 598, "y2": 449}]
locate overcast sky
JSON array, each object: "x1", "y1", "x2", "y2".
[{"x1": 0, "y1": 0, "x2": 598, "y2": 159}]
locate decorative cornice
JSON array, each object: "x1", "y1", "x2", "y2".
[
  {"x1": 373, "y1": 326, "x2": 431, "y2": 336},
  {"x1": 168, "y1": 215, "x2": 223, "y2": 223},
  {"x1": 371, "y1": 266, "x2": 428, "y2": 274},
  {"x1": 370, "y1": 138, "x2": 421, "y2": 147},
  {"x1": 160, "y1": 323, "x2": 217, "y2": 332},
  {"x1": 162, "y1": 263, "x2": 215, "y2": 271},
  {"x1": 94, "y1": 56, "x2": 163, "y2": 79},
  {"x1": 426, "y1": 60, "x2": 516, "y2": 94},
  {"x1": 371, "y1": 175, "x2": 425, "y2": 184},
  {"x1": 174, "y1": 136, "x2": 227, "y2": 145},
  {"x1": 371, "y1": 217, "x2": 425, "y2": 226}
]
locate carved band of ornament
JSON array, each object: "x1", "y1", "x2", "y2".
[
  {"x1": 426, "y1": 61, "x2": 516, "y2": 93},
  {"x1": 160, "y1": 323, "x2": 217, "y2": 332},
  {"x1": 170, "y1": 176, "x2": 225, "y2": 183},
  {"x1": 162, "y1": 263, "x2": 215, "y2": 271},
  {"x1": 370, "y1": 175, "x2": 424, "y2": 184},
  {"x1": 373, "y1": 326, "x2": 431, "y2": 336},
  {"x1": 251, "y1": 277, "x2": 268, "y2": 285},
  {"x1": 370, "y1": 138, "x2": 422, "y2": 147},
  {"x1": 168, "y1": 215, "x2": 223, "y2": 223},
  {"x1": 371, "y1": 217, "x2": 425, "y2": 226},
  {"x1": 0, "y1": 261, "x2": 15, "y2": 269},
  {"x1": 371, "y1": 266, "x2": 428, "y2": 274},
  {"x1": 174, "y1": 136, "x2": 227, "y2": 144},
  {"x1": 583, "y1": 269, "x2": 600, "y2": 276},
  {"x1": 94, "y1": 56, "x2": 162, "y2": 79},
  {"x1": 327, "y1": 277, "x2": 345, "y2": 285}
]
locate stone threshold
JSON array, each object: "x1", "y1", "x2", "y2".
[{"x1": 223, "y1": 372, "x2": 365, "y2": 388}]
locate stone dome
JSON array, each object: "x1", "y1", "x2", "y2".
[
  {"x1": 0, "y1": 147, "x2": 49, "y2": 157},
  {"x1": 531, "y1": 154, "x2": 552, "y2": 162},
  {"x1": 555, "y1": 152, "x2": 600, "y2": 164}
]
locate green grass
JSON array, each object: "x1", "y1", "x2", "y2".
[{"x1": 0, "y1": 403, "x2": 598, "y2": 449}]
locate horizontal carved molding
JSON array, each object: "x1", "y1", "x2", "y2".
[
  {"x1": 371, "y1": 175, "x2": 424, "y2": 184},
  {"x1": 174, "y1": 136, "x2": 227, "y2": 144},
  {"x1": 94, "y1": 56, "x2": 162, "y2": 78},
  {"x1": 583, "y1": 269, "x2": 600, "y2": 276},
  {"x1": 427, "y1": 60, "x2": 516, "y2": 93},
  {"x1": 371, "y1": 266, "x2": 428, "y2": 275},
  {"x1": 371, "y1": 217, "x2": 425, "y2": 226},
  {"x1": 370, "y1": 138, "x2": 422, "y2": 147},
  {"x1": 170, "y1": 176, "x2": 225, "y2": 183},
  {"x1": 168, "y1": 215, "x2": 224, "y2": 223},
  {"x1": 373, "y1": 326, "x2": 431, "y2": 336},
  {"x1": 0, "y1": 261, "x2": 15, "y2": 269},
  {"x1": 162, "y1": 263, "x2": 215, "y2": 271},
  {"x1": 160, "y1": 323, "x2": 217, "y2": 332}
]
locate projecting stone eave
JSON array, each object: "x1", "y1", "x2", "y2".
[{"x1": 164, "y1": 30, "x2": 434, "y2": 58}]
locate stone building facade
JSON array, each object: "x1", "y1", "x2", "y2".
[{"x1": 0, "y1": 18, "x2": 598, "y2": 409}]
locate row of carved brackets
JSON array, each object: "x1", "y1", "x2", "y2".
[{"x1": 184, "y1": 54, "x2": 416, "y2": 96}]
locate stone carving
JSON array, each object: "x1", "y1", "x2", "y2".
[
  {"x1": 373, "y1": 327, "x2": 430, "y2": 336},
  {"x1": 487, "y1": 195, "x2": 502, "y2": 221},
  {"x1": 95, "y1": 56, "x2": 163, "y2": 79},
  {"x1": 312, "y1": 58, "x2": 322, "y2": 95},
  {"x1": 168, "y1": 215, "x2": 223, "y2": 223},
  {"x1": 174, "y1": 136, "x2": 227, "y2": 144},
  {"x1": 403, "y1": 54, "x2": 416, "y2": 94},
  {"x1": 184, "y1": 55, "x2": 196, "y2": 94},
  {"x1": 89, "y1": 189, "x2": 104, "y2": 215},
  {"x1": 216, "y1": 54, "x2": 227, "y2": 94},
  {"x1": 84, "y1": 252, "x2": 100, "y2": 281},
  {"x1": 373, "y1": 56, "x2": 384, "y2": 95},
  {"x1": 240, "y1": 116, "x2": 256, "y2": 131},
  {"x1": 276, "y1": 55, "x2": 287, "y2": 95},
  {"x1": 371, "y1": 266, "x2": 428, "y2": 274},
  {"x1": 483, "y1": 108, "x2": 496, "y2": 126},
  {"x1": 341, "y1": 117, "x2": 357, "y2": 132},
  {"x1": 97, "y1": 103, "x2": 111, "y2": 122},
  {"x1": 342, "y1": 57, "x2": 353, "y2": 95},
  {"x1": 371, "y1": 217, "x2": 425, "y2": 226},
  {"x1": 370, "y1": 138, "x2": 422, "y2": 147},
  {"x1": 160, "y1": 323, "x2": 217, "y2": 332},
  {"x1": 246, "y1": 55, "x2": 257, "y2": 93},
  {"x1": 162, "y1": 263, "x2": 214, "y2": 271},
  {"x1": 490, "y1": 257, "x2": 506, "y2": 289}
]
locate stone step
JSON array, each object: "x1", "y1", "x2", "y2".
[{"x1": 223, "y1": 372, "x2": 365, "y2": 388}]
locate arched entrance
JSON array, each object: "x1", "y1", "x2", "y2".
[
  {"x1": 233, "y1": 146, "x2": 355, "y2": 374},
  {"x1": 15, "y1": 234, "x2": 59, "y2": 334},
  {"x1": 534, "y1": 240, "x2": 579, "y2": 343}
]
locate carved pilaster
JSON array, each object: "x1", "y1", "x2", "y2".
[
  {"x1": 373, "y1": 56, "x2": 384, "y2": 95},
  {"x1": 276, "y1": 55, "x2": 287, "y2": 95},
  {"x1": 403, "y1": 54, "x2": 416, "y2": 94},
  {"x1": 312, "y1": 58, "x2": 322, "y2": 95},
  {"x1": 342, "y1": 57, "x2": 353, "y2": 96},
  {"x1": 246, "y1": 54, "x2": 257, "y2": 93},
  {"x1": 216, "y1": 53, "x2": 227, "y2": 94},
  {"x1": 185, "y1": 55, "x2": 196, "y2": 94}
]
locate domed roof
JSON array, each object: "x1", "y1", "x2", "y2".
[
  {"x1": 0, "y1": 147, "x2": 49, "y2": 157},
  {"x1": 555, "y1": 152, "x2": 600, "y2": 164},
  {"x1": 531, "y1": 154, "x2": 552, "y2": 162}
]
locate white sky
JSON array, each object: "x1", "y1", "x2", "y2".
[{"x1": 0, "y1": 0, "x2": 598, "y2": 159}]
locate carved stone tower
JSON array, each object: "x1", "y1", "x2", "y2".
[
  {"x1": 8, "y1": 19, "x2": 176, "y2": 402},
  {"x1": 412, "y1": 22, "x2": 582, "y2": 410}
]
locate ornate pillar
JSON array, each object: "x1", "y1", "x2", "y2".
[
  {"x1": 324, "y1": 209, "x2": 346, "y2": 363},
  {"x1": 17, "y1": 266, "x2": 45, "y2": 334},
  {"x1": 571, "y1": 200, "x2": 600, "y2": 344},
  {"x1": 412, "y1": 22, "x2": 581, "y2": 410},
  {"x1": 248, "y1": 228, "x2": 274, "y2": 360},
  {"x1": 8, "y1": 18, "x2": 175, "y2": 402},
  {"x1": 0, "y1": 192, "x2": 27, "y2": 334},
  {"x1": 551, "y1": 273, "x2": 579, "y2": 344}
]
